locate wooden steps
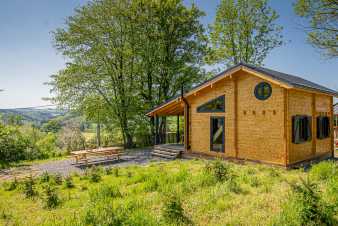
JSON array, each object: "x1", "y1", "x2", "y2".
[{"x1": 152, "y1": 145, "x2": 183, "y2": 159}]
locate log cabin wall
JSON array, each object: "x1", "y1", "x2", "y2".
[
  {"x1": 287, "y1": 90, "x2": 333, "y2": 165},
  {"x1": 236, "y1": 71, "x2": 285, "y2": 165},
  {"x1": 187, "y1": 76, "x2": 236, "y2": 157},
  {"x1": 187, "y1": 70, "x2": 286, "y2": 165}
]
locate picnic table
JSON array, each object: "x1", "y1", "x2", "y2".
[{"x1": 71, "y1": 147, "x2": 124, "y2": 165}]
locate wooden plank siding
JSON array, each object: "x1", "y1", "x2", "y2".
[{"x1": 148, "y1": 66, "x2": 335, "y2": 167}]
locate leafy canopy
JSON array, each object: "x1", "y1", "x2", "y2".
[
  {"x1": 294, "y1": 0, "x2": 338, "y2": 58},
  {"x1": 207, "y1": 0, "x2": 283, "y2": 66}
]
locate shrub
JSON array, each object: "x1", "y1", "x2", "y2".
[
  {"x1": 3, "y1": 178, "x2": 18, "y2": 191},
  {"x1": 89, "y1": 166, "x2": 101, "y2": 183},
  {"x1": 53, "y1": 173, "x2": 63, "y2": 185},
  {"x1": 89, "y1": 184, "x2": 122, "y2": 202},
  {"x1": 64, "y1": 176, "x2": 74, "y2": 188},
  {"x1": 127, "y1": 171, "x2": 133, "y2": 178},
  {"x1": 0, "y1": 124, "x2": 29, "y2": 164},
  {"x1": 105, "y1": 167, "x2": 112, "y2": 175},
  {"x1": 42, "y1": 184, "x2": 60, "y2": 209},
  {"x1": 204, "y1": 159, "x2": 232, "y2": 182},
  {"x1": 113, "y1": 167, "x2": 119, "y2": 177},
  {"x1": 309, "y1": 161, "x2": 337, "y2": 181},
  {"x1": 40, "y1": 171, "x2": 50, "y2": 183},
  {"x1": 23, "y1": 176, "x2": 37, "y2": 198},
  {"x1": 162, "y1": 193, "x2": 187, "y2": 224},
  {"x1": 279, "y1": 179, "x2": 338, "y2": 225}
]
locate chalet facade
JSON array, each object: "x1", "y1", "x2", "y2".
[{"x1": 147, "y1": 63, "x2": 338, "y2": 167}]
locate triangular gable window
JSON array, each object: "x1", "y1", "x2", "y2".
[{"x1": 197, "y1": 95, "x2": 225, "y2": 113}]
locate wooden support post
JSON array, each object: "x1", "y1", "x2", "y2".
[
  {"x1": 176, "y1": 115, "x2": 180, "y2": 143},
  {"x1": 284, "y1": 89, "x2": 289, "y2": 166},
  {"x1": 311, "y1": 94, "x2": 316, "y2": 155},
  {"x1": 234, "y1": 77, "x2": 238, "y2": 158},
  {"x1": 330, "y1": 97, "x2": 334, "y2": 157},
  {"x1": 184, "y1": 102, "x2": 190, "y2": 151},
  {"x1": 155, "y1": 115, "x2": 159, "y2": 145}
]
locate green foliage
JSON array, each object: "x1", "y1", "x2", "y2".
[
  {"x1": 204, "y1": 159, "x2": 232, "y2": 182},
  {"x1": 51, "y1": 0, "x2": 207, "y2": 148},
  {"x1": 42, "y1": 184, "x2": 60, "y2": 209},
  {"x1": 40, "y1": 171, "x2": 50, "y2": 183},
  {"x1": 275, "y1": 178, "x2": 337, "y2": 226},
  {"x1": 0, "y1": 123, "x2": 29, "y2": 164},
  {"x1": 88, "y1": 166, "x2": 101, "y2": 183},
  {"x1": 162, "y1": 192, "x2": 188, "y2": 224},
  {"x1": 294, "y1": 0, "x2": 338, "y2": 58},
  {"x1": 309, "y1": 161, "x2": 337, "y2": 181},
  {"x1": 23, "y1": 176, "x2": 37, "y2": 198},
  {"x1": 41, "y1": 119, "x2": 62, "y2": 133},
  {"x1": 105, "y1": 167, "x2": 112, "y2": 175},
  {"x1": 3, "y1": 178, "x2": 18, "y2": 191},
  {"x1": 113, "y1": 167, "x2": 119, "y2": 177},
  {"x1": 207, "y1": 0, "x2": 283, "y2": 66},
  {"x1": 64, "y1": 176, "x2": 74, "y2": 188},
  {"x1": 53, "y1": 173, "x2": 63, "y2": 185},
  {"x1": 89, "y1": 184, "x2": 122, "y2": 202}
]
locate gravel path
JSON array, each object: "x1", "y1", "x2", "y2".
[{"x1": 0, "y1": 148, "x2": 169, "y2": 180}]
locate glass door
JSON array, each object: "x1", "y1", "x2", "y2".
[{"x1": 210, "y1": 117, "x2": 225, "y2": 152}]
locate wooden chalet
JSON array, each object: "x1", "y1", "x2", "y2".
[{"x1": 147, "y1": 63, "x2": 338, "y2": 167}]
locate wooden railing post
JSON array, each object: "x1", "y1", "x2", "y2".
[{"x1": 176, "y1": 115, "x2": 180, "y2": 143}]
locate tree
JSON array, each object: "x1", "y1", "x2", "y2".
[
  {"x1": 207, "y1": 0, "x2": 283, "y2": 66},
  {"x1": 51, "y1": 0, "x2": 206, "y2": 148},
  {"x1": 294, "y1": 0, "x2": 338, "y2": 58},
  {"x1": 41, "y1": 119, "x2": 62, "y2": 133}
]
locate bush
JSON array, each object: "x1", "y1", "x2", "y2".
[
  {"x1": 3, "y1": 178, "x2": 18, "y2": 191},
  {"x1": 162, "y1": 193, "x2": 188, "y2": 224},
  {"x1": 35, "y1": 133, "x2": 59, "y2": 158},
  {"x1": 89, "y1": 167, "x2": 101, "y2": 183},
  {"x1": 204, "y1": 159, "x2": 232, "y2": 182},
  {"x1": 64, "y1": 176, "x2": 74, "y2": 188},
  {"x1": 113, "y1": 167, "x2": 119, "y2": 177},
  {"x1": 40, "y1": 171, "x2": 50, "y2": 183},
  {"x1": 53, "y1": 173, "x2": 63, "y2": 185},
  {"x1": 42, "y1": 184, "x2": 60, "y2": 209},
  {"x1": 23, "y1": 176, "x2": 37, "y2": 198},
  {"x1": 0, "y1": 124, "x2": 29, "y2": 164},
  {"x1": 275, "y1": 178, "x2": 337, "y2": 226},
  {"x1": 89, "y1": 184, "x2": 122, "y2": 202},
  {"x1": 105, "y1": 167, "x2": 112, "y2": 175},
  {"x1": 309, "y1": 161, "x2": 337, "y2": 181}
]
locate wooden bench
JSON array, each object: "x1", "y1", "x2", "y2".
[{"x1": 71, "y1": 147, "x2": 124, "y2": 165}]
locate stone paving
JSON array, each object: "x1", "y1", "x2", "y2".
[{"x1": 0, "y1": 148, "x2": 170, "y2": 180}]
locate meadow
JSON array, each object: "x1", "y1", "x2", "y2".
[{"x1": 0, "y1": 159, "x2": 337, "y2": 226}]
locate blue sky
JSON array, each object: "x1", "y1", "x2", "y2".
[{"x1": 0, "y1": 0, "x2": 337, "y2": 108}]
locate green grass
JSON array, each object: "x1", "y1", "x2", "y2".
[{"x1": 0, "y1": 159, "x2": 337, "y2": 226}]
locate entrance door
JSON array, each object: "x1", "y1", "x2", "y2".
[{"x1": 210, "y1": 117, "x2": 225, "y2": 152}]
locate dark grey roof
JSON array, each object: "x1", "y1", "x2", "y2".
[
  {"x1": 241, "y1": 63, "x2": 338, "y2": 96},
  {"x1": 147, "y1": 62, "x2": 338, "y2": 115}
]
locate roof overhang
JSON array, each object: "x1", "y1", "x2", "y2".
[{"x1": 146, "y1": 63, "x2": 338, "y2": 117}]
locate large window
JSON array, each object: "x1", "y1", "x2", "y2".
[
  {"x1": 317, "y1": 116, "x2": 330, "y2": 139},
  {"x1": 210, "y1": 117, "x2": 224, "y2": 152},
  {"x1": 197, "y1": 95, "x2": 225, "y2": 113},
  {"x1": 292, "y1": 115, "x2": 312, "y2": 144}
]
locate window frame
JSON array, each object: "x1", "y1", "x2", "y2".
[
  {"x1": 210, "y1": 116, "x2": 225, "y2": 153},
  {"x1": 254, "y1": 82, "x2": 272, "y2": 101},
  {"x1": 292, "y1": 115, "x2": 312, "y2": 144},
  {"x1": 317, "y1": 116, "x2": 330, "y2": 139},
  {"x1": 197, "y1": 95, "x2": 225, "y2": 113}
]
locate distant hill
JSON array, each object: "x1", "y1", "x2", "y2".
[{"x1": 0, "y1": 108, "x2": 66, "y2": 126}]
